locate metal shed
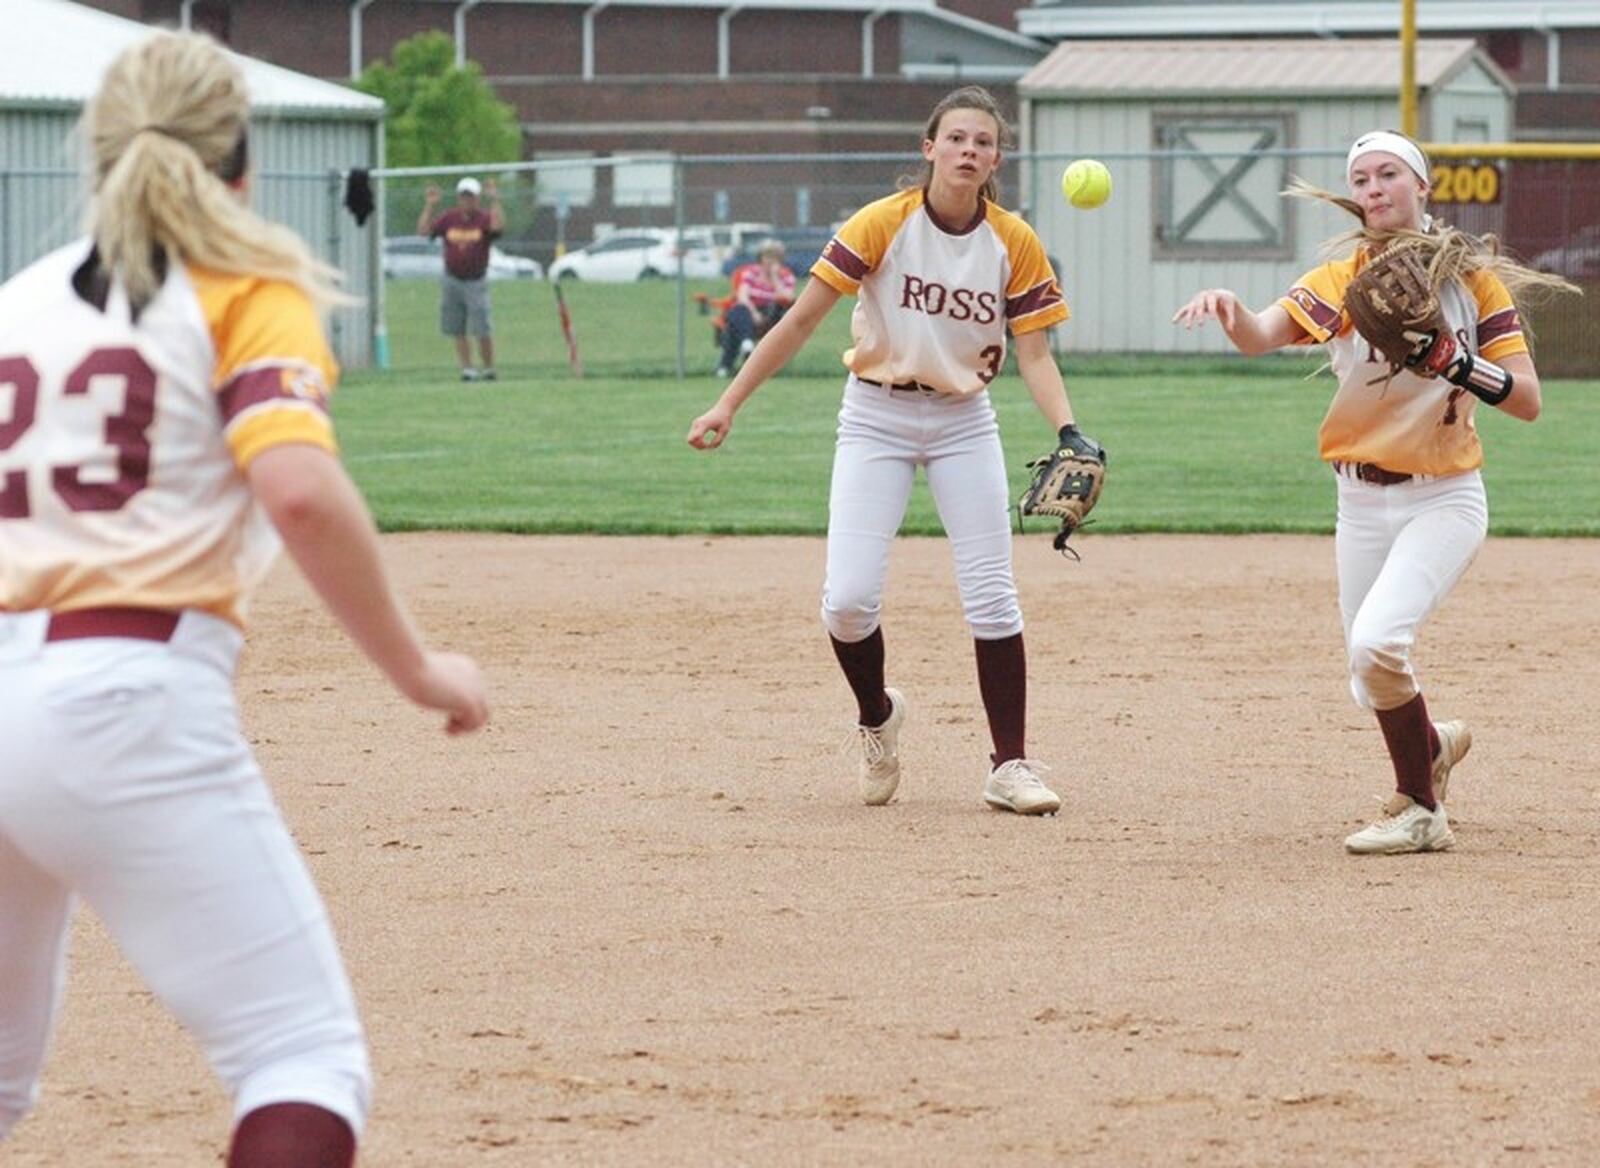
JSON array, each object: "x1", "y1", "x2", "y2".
[
  {"x1": 1, "y1": 0, "x2": 384, "y2": 367},
  {"x1": 1017, "y1": 38, "x2": 1515, "y2": 353}
]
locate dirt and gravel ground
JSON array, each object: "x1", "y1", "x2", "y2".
[{"x1": 10, "y1": 533, "x2": 1600, "y2": 1165}]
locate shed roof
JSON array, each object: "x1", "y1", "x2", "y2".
[
  {"x1": 1019, "y1": 37, "x2": 1510, "y2": 98},
  {"x1": 2, "y1": 0, "x2": 384, "y2": 118}
]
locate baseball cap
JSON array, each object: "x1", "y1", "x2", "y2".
[{"x1": 456, "y1": 177, "x2": 482, "y2": 196}]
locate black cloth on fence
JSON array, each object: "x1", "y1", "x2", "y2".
[{"x1": 343, "y1": 168, "x2": 374, "y2": 226}]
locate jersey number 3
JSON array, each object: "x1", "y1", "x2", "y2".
[{"x1": 0, "y1": 347, "x2": 157, "y2": 519}]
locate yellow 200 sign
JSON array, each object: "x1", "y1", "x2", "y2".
[{"x1": 1429, "y1": 163, "x2": 1501, "y2": 204}]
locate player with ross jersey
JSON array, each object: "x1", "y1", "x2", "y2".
[
  {"x1": 1173, "y1": 129, "x2": 1574, "y2": 854},
  {"x1": 688, "y1": 85, "x2": 1101, "y2": 816},
  {"x1": 0, "y1": 32, "x2": 488, "y2": 1165}
]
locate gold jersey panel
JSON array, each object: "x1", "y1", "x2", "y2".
[
  {"x1": 1278, "y1": 252, "x2": 1529, "y2": 477},
  {"x1": 0, "y1": 242, "x2": 338, "y2": 627},
  {"x1": 812, "y1": 188, "x2": 1069, "y2": 396}
]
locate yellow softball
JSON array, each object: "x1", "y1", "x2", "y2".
[{"x1": 1061, "y1": 159, "x2": 1112, "y2": 210}]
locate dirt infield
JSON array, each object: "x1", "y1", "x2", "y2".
[{"x1": 10, "y1": 533, "x2": 1600, "y2": 1165}]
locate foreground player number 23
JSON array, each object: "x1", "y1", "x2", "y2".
[{"x1": 0, "y1": 349, "x2": 157, "y2": 516}]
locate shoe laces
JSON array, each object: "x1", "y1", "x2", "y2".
[
  {"x1": 1364, "y1": 793, "x2": 1421, "y2": 828},
  {"x1": 993, "y1": 758, "x2": 1050, "y2": 788},
  {"x1": 839, "y1": 722, "x2": 890, "y2": 767}
]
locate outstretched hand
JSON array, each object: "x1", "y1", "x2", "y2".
[
  {"x1": 687, "y1": 404, "x2": 733, "y2": 450},
  {"x1": 1172, "y1": 289, "x2": 1239, "y2": 331}
]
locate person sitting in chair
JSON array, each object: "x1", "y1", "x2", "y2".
[{"x1": 715, "y1": 238, "x2": 796, "y2": 377}]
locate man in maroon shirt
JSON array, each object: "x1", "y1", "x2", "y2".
[{"x1": 417, "y1": 176, "x2": 504, "y2": 381}]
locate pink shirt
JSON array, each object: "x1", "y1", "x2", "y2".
[{"x1": 732, "y1": 262, "x2": 796, "y2": 309}]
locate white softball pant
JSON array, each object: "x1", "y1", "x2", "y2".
[
  {"x1": 1335, "y1": 469, "x2": 1488, "y2": 711},
  {"x1": 821, "y1": 376, "x2": 1022, "y2": 644},
  {"x1": 0, "y1": 610, "x2": 370, "y2": 1142}
]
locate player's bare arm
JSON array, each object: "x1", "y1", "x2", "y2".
[
  {"x1": 687, "y1": 277, "x2": 843, "y2": 449},
  {"x1": 1172, "y1": 291, "x2": 1304, "y2": 355},
  {"x1": 1013, "y1": 329, "x2": 1074, "y2": 431},
  {"x1": 416, "y1": 184, "x2": 441, "y2": 234},
  {"x1": 1488, "y1": 352, "x2": 1541, "y2": 422},
  {"x1": 247, "y1": 443, "x2": 489, "y2": 734}
]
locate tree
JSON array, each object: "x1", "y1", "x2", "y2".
[{"x1": 354, "y1": 32, "x2": 525, "y2": 235}]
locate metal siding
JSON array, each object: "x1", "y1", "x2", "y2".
[
  {"x1": 252, "y1": 117, "x2": 380, "y2": 367},
  {"x1": 1024, "y1": 78, "x2": 1509, "y2": 354},
  {"x1": 1, "y1": 109, "x2": 378, "y2": 368}
]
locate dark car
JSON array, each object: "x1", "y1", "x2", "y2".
[{"x1": 721, "y1": 226, "x2": 838, "y2": 277}]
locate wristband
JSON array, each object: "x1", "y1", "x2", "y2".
[{"x1": 1445, "y1": 352, "x2": 1513, "y2": 406}]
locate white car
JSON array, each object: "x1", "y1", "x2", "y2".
[
  {"x1": 547, "y1": 228, "x2": 721, "y2": 282},
  {"x1": 382, "y1": 236, "x2": 543, "y2": 280}
]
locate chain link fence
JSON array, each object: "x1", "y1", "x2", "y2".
[{"x1": 3, "y1": 150, "x2": 1593, "y2": 377}]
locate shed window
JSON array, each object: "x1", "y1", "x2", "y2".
[{"x1": 1153, "y1": 114, "x2": 1295, "y2": 260}]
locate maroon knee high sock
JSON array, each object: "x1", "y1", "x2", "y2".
[
  {"x1": 830, "y1": 628, "x2": 890, "y2": 727},
  {"x1": 229, "y1": 1103, "x2": 356, "y2": 1168},
  {"x1": 1374, "y1": 692, "x2": 1437, "y2": 810},
  {"x1": 974, "y1": 633, "x2": 1026, "y2": 765}
]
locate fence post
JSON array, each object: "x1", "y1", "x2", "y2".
[
  {"x1": 327, "y1": 169, "x2": 345, "y2": 360},
  {"x1": 0, "y1": 172, "x2": 9, "y2": 279},
  {"x1": 674, "y1": 155, "x2": 686, "y2": 380}
]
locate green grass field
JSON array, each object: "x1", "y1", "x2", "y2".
[{"x1": 342, "y1": 280, "x2": 1600, "y2": 536}]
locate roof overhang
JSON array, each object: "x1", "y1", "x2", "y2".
[
  {"x1": 3, "y1": 0, "x2": 384, "y2": 118},
  {"x1": 1018, "y1": 0, "x2": 1600, "y2": 39}
]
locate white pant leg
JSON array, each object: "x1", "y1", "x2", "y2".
[
  {"x1": 821, "y1": 381, "x2": 919, "y2": 642},
  {"x1": 0, "y1": 613, "x2": 74, "y2": 1142},
  {"x1": 922, "y1": 392, "x2": 1022, "y2": 640},
  {"x1": 0, "y1": 613, "x2": 371, "y2": 1136},
  {"x1": 1336, "y1": 472, "x2": 1488, "y2": 710},
  {"x1": 0, "y1": 834, "x2": 72, "y2": 1142}
]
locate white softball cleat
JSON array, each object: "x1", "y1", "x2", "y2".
[
  {"x1": 856, "y1": 687, "x2": 906, "y2": 806},
  {"x1": 1344, "y1": 793, "x2": 1454, "y2": 855},
  {"x1": 983, "y1": 758, "x2": 1061, "y2": 816},
  {"x1": 1431, "y1": 719, "x2": 1472, "y2": 803}
]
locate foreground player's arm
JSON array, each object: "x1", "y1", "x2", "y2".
[
  {"x1": 687, "y1": 276, "x2": 843, "y2": 449},
  {"x1": 1172, "y1": 290, "x2": 1304, "y2": 355},
  {"x1": 247, "y1": 445, "x2": 489, "y2": 735},
  {"x1": 1013, "y1": 329, "x2": 1074, "y2": 431},
  {"x1": 1489, "y1": 352, "x2": 1541, "y2": 421}
]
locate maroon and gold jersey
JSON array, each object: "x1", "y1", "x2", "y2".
[
  {"x1": 429, "y1": 207, "x2": 500, "y2": 281},
  {"x1": 0, "y1": 241, "x2": 338, "y2": 627},
  {"x1": 1279, "y1": 248, "x2": 1528, "y2": 476},
  {"x1": 812, "y1": 188, "x2": 1068, "y2": 396}
]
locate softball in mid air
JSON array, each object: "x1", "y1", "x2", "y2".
[{"x1": 1061, "y1": 159, "x2": 1112, "y2": 209}]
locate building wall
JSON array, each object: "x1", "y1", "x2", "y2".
[
  {"x1": 0, "y1": 109, "x2": 83, "y2": 279},
  {"x1": 1021, "y1": 86, "x2": 1511, "y2": 354},
  {"x1": 1429, "y1": 60, "x2": 1514, "y2": 143},
  {"x1": 1, "y1": 104, "x2": 379, "y2": 367}
]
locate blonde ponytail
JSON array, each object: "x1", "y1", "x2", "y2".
[{"x1": 83, "y1": 32, "x2": 345, "y2": 309}]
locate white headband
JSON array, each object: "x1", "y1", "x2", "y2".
[{"x1": 1347, "y1": 131, "x2": 1429, "y2": 185}]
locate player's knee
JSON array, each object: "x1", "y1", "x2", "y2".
[
  {"x1": 228, "y1": 1027, "x2": 372, "y2": 1140},
  {"x1": 820, "y1": 594, "x2": 879, "y2": 643},
  {"x1": 960, "y1": 581, "x2": 1022, "y2": 640},
  {"x1": 1348, "y1": 636, "x2": 1415, "y2": 709}
]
